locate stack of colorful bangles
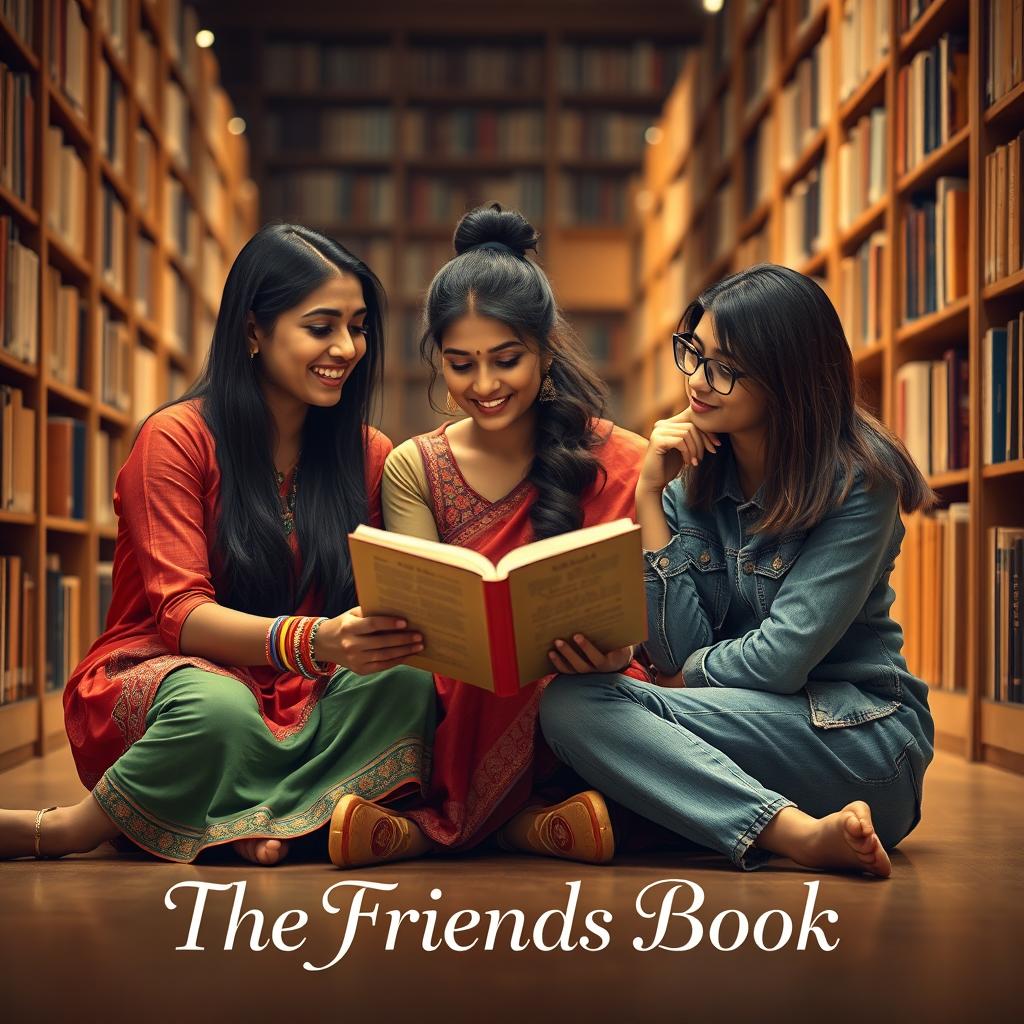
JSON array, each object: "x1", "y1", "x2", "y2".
[{"x1": 265, "y1": 615, "x2": 337, "y2": 679}]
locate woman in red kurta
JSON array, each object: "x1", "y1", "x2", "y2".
[
  {"x1": 327, "y1": 204, "x2": 650, "y2": 868},
  {"x1": 0, "y1": 224, "x2": 434, "y2": 864}
]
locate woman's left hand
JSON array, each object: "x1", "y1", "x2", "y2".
[{"x1": 548, "y1": 634, "x2": 633, "y2": 675}]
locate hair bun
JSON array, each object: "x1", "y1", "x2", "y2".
[{"x1": 452, "y1": 202, "x2": 539, "y2": 258}]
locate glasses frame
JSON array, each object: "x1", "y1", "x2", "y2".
[{"x1": 671, "y1": 331, "x2": 748, "y2": 396}]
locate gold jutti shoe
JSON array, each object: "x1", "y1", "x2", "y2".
[
  {"x1": 328, "y1": 794, "x2": 418, "y2": 868},
  {"x1": 502, "y1": 790, "x2": 615, "y2": 865}
]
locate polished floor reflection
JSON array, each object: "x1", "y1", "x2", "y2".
[{"x1": 1, "y1": 745, "x2": 1021, "y2": 1022}]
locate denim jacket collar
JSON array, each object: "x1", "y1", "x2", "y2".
[{"x1": 713, "y1": 449, "x2": 765, "y2": 511}]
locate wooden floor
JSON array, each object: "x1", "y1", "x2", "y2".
[{"x1": 1, "y1": 745, "x2": 1022, "y2": 1023}]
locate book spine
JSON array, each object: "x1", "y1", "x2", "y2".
[{"x1": 482, "y1": 579, "x2": 521, "y2": 697}]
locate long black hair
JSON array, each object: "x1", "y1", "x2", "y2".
[
  {"x1": 421, "y1": 203, "x2": 608, "y2": 540},
  {"x1": 679, "y1": 264, "x2": 935, "y2": 532},
  {"x1": 161, "y1": 223, "x2": 386, "y2": 616}
]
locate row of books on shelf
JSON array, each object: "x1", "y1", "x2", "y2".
[
  {"x1": 0, "y1": 2, "x2": 34, "y2": 51},
  {"x1": 265, "y1": 107, "x2": 654, "y2": 163},
  {"x1": 838, "y1": 107, "x2": 887, "y2": 230},
  {"x1": 559, "y1": 43, "x2": 685, "y2": 96},
  {"x1": 98, "y1": 60, "x2": 127, "y2": 176},
  {"x1": 782, "y1": 162, "x2": 827, "y2": 265},
  {"x1": 48, "y1": 263, "x2": 86, "y2": 388},
  {"x1": 0, "y1": 383, "x2": 34, "y2": 513},
  {"x1": 409, "y1": 173, "x2": 545, "y2": 228},
  {"x1": 902, "y1": 177, "x2": 968, "y2": 322},
  {"x1": 983, "y1": 310, "x2": 1024, "y2": 465},
  {"x1": 165, "y1": 80, "x2": 191, "y2": 172},
  {"x1": 407, "y1": 109, "x2": 544, "y2": 160},
  {"x1": 45, "y1": 123, "x2": 87, "y2": 257},
  {"x1": 0, "y1": 62, "x2": 34, "y2": 204},
  {"x1": 1, "y1": 217, "x2": 39, "y2": 364},
  {"x1": 744, "y1": 5, "x2": 779, "y2": 112},
  {"x1": 97, "y1": 0, "x2": 128, "y2": 62},
  {"x1": 49, "y1": 0, "x2": 88, "y2": 120},
  {"x1": 0, "y1": 554, "x2": 35, "y2": 705},
  {"x1": 270, "y1": 109, "x2": 395, "y2": 159},
  {"x1": 268, "y1": 171, "x2": 395, "y2": 227},
  {"x1": 100, "y1": 186, "x2": 127, "y2": 295},
  {"x1": 43, "y1": 555, "x2": 81, "y2": 695},
  {"x1": 895, "y1": 349, "x2": 970, "y2": 477},
  {"x1": 985, "y1": 0, "x2": 1024, "y2": 106},
  {"x1": 779, "y1": 34, "x2": 830, "y2": 170},
  {"x1": 0, "y1": 554, "x2": 109, "y2": 705},
  {"x1": 984, "y1": 132, "x2": 1023, "y2": 285},
  {"x1": 897, "y1": 1, "x2": 943, "y2": 34},
  {"x1": 265, "y1": 42, "x2": 393, "y2": 93},
  {"x1": 991, "y1": 527, "x2": 1024, "y2": 703},
  {"x1": 893, "y1": 504, "x2": 969, "y2": 692},
  {"x1": 840, "y1": 232, "x2": 886, "y2": 349},
  {"x1": 896, "y1": 33, "x2": 968, "y2": 178},
  {"x1": 560, "y1": 173, "x2": 627, "y2": 227},
  {"x1": 838, "y1": 0, "x2": 890, "y2": 104}
]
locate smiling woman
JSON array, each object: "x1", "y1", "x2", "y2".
[
  {"x1": 0, "y1": 224, "x2": 436, "y2": 866},
  {"x1": 324, "y1": 204, "x2": 652, "y2": 870}
]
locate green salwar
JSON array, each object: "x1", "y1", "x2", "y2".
[{"x1": 91, "y1": 665, "x2": 436, "y2": 862}]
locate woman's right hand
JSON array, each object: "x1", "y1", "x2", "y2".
[
  {"x1": 315, "y1": 607, "x2": 424, "y2": 675},
  {"x1": 637, "y1": 407, "x2": 720, "y2": 494}
]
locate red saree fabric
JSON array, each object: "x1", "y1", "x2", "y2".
[
  {"x1": 403, "y1": 419, "x2": 650, "y2": 848},
  {"x1": 63, "y1": 399, "x2": 392, "y2": 789}
]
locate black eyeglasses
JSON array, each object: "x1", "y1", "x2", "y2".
[{"x1": 672, "y1": 332, "x2": 748, "y2": 396}]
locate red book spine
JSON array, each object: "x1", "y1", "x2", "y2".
[{"x1": 482, "y1": 579, "x2": 520, "y2": 697}]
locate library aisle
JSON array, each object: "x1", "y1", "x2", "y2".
[{"x1": 2, "y1": 1, "x2": 1024, "y2": 1018}]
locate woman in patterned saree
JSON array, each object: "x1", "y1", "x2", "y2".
[
  {"x1": 327, "y1": 204, "x2": 650, "y2": 868},
  {"x1": 0, "y1": 224, "x2": 435, "y2": 865}
]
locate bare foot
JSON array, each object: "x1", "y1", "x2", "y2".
[
  {"x1": 233, "y1": 838, "x2": 290, "y2": 866},
  {"x1": 758, "y1": 801, "x2": 891, "y2": 877}
]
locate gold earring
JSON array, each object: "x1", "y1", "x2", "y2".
[
  {"x1": 445, "y1": 391, "x2": 460, "y2": 414},
  {"x1": 538, "y1": 373, "x2": 556, "y2": 403},
  {"x1": 250, "y1": 348, "x2": 257, "y2": 359}
]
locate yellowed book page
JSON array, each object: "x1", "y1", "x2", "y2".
[
  {"x1": 349, "y1": 538, "x2": 495, "y2": 689},
  {"x1": 506, "y1": 527, "x2": 647, "y2": 686}
]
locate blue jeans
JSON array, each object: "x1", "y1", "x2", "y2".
[{"x1": 539, "y1": 674, "x2": 929, "y2": 870}]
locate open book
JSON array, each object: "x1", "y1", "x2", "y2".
[{"x1": 348, "y1": 519, "x2": 647, "y2": 695}]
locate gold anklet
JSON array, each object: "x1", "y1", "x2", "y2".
[{"x1": 34, "y1": 806, "x2": 57, "y2": 859}]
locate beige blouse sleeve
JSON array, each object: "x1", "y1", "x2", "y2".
[{"x1": 381, "y1": 439, "x2": 441, "y2": 542}]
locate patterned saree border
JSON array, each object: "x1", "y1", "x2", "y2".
[
  {"x1": 414, "y1": 429, "x2": 533, "y2": 547},
  {"x1": 407, "y1": 681, "x2": 546, "y2": 848},
  {"x1": 92, "y1": 736, "x2": 429, "y2": 863}
]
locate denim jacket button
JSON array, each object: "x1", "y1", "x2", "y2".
[
  {"x1": 742, "y1": 560, "x2": 755, "y2": 575},
  {"x1": 658, "y1": 556, "x2": 670, "y2": 568},
  {"x1": 698, "y1": 550, "x2": 711, "y2": 565},
  {"x1": 771, "y1": 555, "x2": 783, "y2": 571}
]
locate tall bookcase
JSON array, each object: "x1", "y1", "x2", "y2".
[
  {"x1": 630, "y1": 0, "x2": 1024, "y2": 773},
  {"x1": 200, "y1": 17, "x2": 692, "y2": 443},
  {"x1": 0, "y1": 0, "x2": 256, "y2": 770}
]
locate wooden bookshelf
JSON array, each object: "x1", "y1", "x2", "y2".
[
  {"x1": 630, "y1": 0, "x2": 1024, "y2": 773},
  {"x1": 0, "y1": 0, "x2": 256, "y2": 770},
  {"x1": 192, "y1": 7, "x2": 696, "y2": 443}
]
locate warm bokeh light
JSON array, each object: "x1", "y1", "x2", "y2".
[
  {"x1": 703, "y1": 0, "x2": 724, "y2": 11},
  {"x1": 227, "y1": 117, "x2": 246, "y2": 135},
  {"x1": 644, "y1": 125, "x2": 663, "y2": 145},
  {"x1": 196, "y1": 29, "x2": 215, "y2": 48}
]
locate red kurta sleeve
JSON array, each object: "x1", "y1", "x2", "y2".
[
  {"x1": 364, "y1": 426, "x2": 394, "y2": 529},
  {"x1": 114, "y1": 407, "x2": 218, "y2": 653}
]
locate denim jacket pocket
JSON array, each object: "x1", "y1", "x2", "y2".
[
  {"x1": 805, "y1": 680, "x2": 901, "y2": 730},
  {"x1": 676, "y1": 529, "x2": 728, "y2": 630},
  {"x1": 751, "y1": 532, "x2": 806, "y2": 618}
]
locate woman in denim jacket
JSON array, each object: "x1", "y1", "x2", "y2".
[{"x1": 540, "y1": 265, "x2": 935, "y2": 876}]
